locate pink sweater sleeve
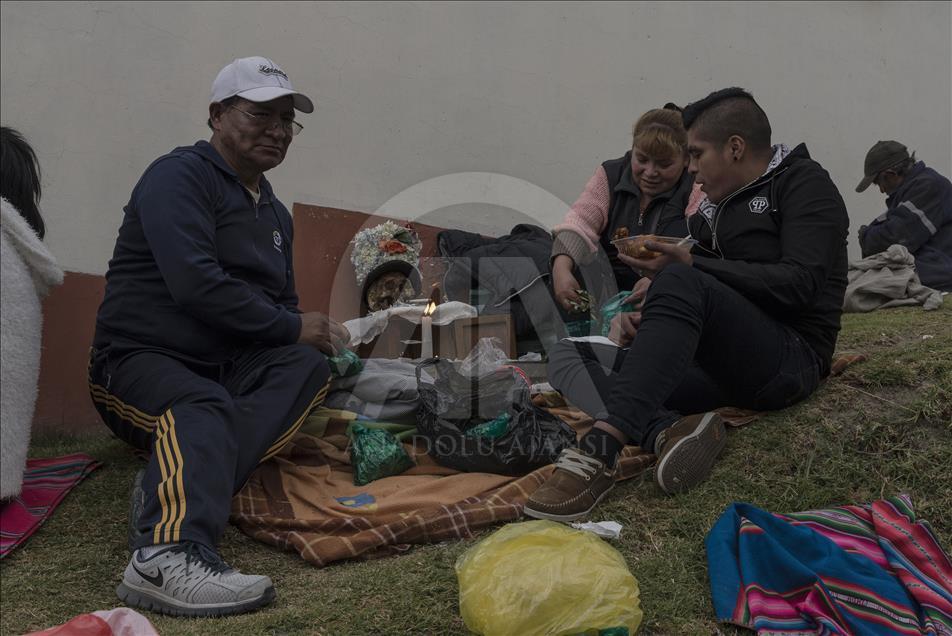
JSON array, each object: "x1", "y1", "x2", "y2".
[{"x1": 552, "y1": 165, "x2": 611, "y2": 257}]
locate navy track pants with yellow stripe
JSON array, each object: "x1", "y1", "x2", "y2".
[{"x1": 88, "y1": 341, "x2": 330, "y2": 550}]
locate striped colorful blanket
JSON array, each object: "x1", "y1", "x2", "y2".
[
  {"x1": 706, "y1": 496, "x2": 952, "y2": 635},
  {"x1": 0, "y1": 453, "x2": 102, "y2": 558}
]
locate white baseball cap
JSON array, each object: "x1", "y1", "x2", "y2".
[{"x1": 211, "y1": 56, "x2": 314, "y2": 113}]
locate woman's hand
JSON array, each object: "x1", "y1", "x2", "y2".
[
  {"x1": 607, "y1": 311, "x2": 641, "y2": 347},
  {"x1": 552, "y1": 255, "x2": 583, "y2": 312}
]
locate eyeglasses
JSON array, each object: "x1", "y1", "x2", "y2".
[{"x1": 229, "y1": 105, "x2": 303, "y2": 137}]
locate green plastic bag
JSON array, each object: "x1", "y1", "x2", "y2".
[
  {"x1": 349, "y1": 424, "x2": 414, "y2": 486},
  {"x1": 456, "y1": 520, "x2": 643, "y2": 636},
  {"x1": 329, "y1": 349, "x2": 363, "y2": 378},
  {"x1": 465, "y1": 413, "x2": 511, "y2": 439},
  {"x1": 599, "y1": 292, "x2": 638, "y2": 337},
  {"x1": 565, "y1": 319, "x2": 595, "y2": 338}
]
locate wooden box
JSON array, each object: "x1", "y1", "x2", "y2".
[
  {"x1": 452, "y1": 314, "x2": 515, "y2": 360},
  {"x1": 356, "y1": 313, "x2": 516, "y2": 360},
  {"x1": 356, "y1": 316, "x2": 457, "y2": 359}
]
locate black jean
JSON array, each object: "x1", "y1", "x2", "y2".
[{"x1": 548, "y1": 263, "x2": 822, "y2": 452}]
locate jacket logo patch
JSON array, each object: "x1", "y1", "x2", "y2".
[
  {"x1": 748, "y1": 196, "x2": 769, "y2": 214},
  {"x1": 273, "y1": 230, "x2": 283, "y2": 251}
]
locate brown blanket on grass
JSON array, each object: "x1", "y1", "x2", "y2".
[
  {"x1": 231, "y1": 352, "x2": 866, "y2": 567},
  {"x1": 231, "y1": 411, "x2": 653, "y2": 567}
]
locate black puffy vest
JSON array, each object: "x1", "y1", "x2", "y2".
[{"x1": 598, "y1": 151, "x2": 693, "y2": 291}]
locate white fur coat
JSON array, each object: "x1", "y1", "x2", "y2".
[{"x1": 1, "y1": 197, "x2": 63, "y2": 499}]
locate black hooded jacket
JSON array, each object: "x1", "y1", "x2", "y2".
[{"x1": 687, "y1": 144, "x2": 849, "y2": 375}]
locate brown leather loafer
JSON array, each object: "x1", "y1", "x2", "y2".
[
  {"x1": 654, "y1": 411, "x2": 727, "y2": 495},
  {"x1": 523, "y1": 448, "x2": 616, "y2": 522}
]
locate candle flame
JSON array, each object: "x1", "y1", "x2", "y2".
[{"x1": 423, "y1": 301, "x2": 437, "y2": 316}]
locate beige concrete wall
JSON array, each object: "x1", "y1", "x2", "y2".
[{"x1": 2, "y1": 1, "x2": 949, "y2": 274}]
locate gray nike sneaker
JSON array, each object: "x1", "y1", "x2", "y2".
[{"x1": 117, "y1": 542, "x2": 276, "y2": 617}]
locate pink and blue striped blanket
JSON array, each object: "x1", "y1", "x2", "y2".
[
  {"x1": 0, "y1": 453, "x2": 101, "y2": 558},
  {"x1": 706, "y1": 495, "x2": 952, "y2": 635}
]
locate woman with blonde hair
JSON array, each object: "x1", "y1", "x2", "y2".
[{"x1": 551, "y1": 105, "x2": 702, "y2": 313}]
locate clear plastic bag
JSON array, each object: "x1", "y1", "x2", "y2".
[
  {"x1": 458, "y1": 337, "x2": 510, "y2": 377},
  {"x1": 599, "y1": 291, "x2": 638, "y2": 337},
  {"x1": 456, "y1": 520, "x2": 643, "y2": 636}
]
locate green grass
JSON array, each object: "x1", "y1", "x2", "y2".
[{"x1": 2, "y1": 300, "x2": 951, "y2": 635}]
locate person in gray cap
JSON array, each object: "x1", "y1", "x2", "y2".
[
  {"x1": 88, "y1": 56, "x2": 350, "y2": 616},
  {"x1": 856, "y1": 140, "x2": 952, "y2": 291}
]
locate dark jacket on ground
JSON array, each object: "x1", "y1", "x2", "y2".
[
  {"x1": 94, "y1": 140, "x2": 302, "y2": 360},
  {"x1": 439, "y1": 224, "x2": 563, "y2": 345},
  {"x1": 687, "y1": 143, "x2": 849, "y2": 376},
  {"x1": 858, "y1": 162, "x2": 952, "y2": 291}
]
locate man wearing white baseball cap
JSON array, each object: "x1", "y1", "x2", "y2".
[
  {"x1": 211, "y1": 55, "x2": 315, "y2": 113},
  {"x1": 89, "y1": 56, "x2": 349, "y2": 616}
]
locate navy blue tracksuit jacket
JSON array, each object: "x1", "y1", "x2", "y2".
[{"x1": 94, "y1": 140, "x2": 303, "y2": 357}]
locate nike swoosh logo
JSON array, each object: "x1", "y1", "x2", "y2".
[{"x1": 132, "y1": 562, "x2": 164, "y2": 587}]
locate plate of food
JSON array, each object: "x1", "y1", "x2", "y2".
[{"x1": 611, "y1": 234, "x2": 698, "y2": 259}]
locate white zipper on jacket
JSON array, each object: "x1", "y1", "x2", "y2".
[{"x1": 710, "y1": 166, "x2": 790, "y2": 256}]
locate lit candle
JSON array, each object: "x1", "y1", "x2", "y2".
[{"x1": 420, "y1": 301, "x2": 435, "y2": 359}]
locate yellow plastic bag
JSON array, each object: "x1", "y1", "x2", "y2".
[{"x1": 456, "y1": 520, "x2": 643, "y2": 636}]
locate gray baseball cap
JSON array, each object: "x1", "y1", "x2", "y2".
[{"x1": 856, "y1": 140, "x2": 909, "y2": 192}]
